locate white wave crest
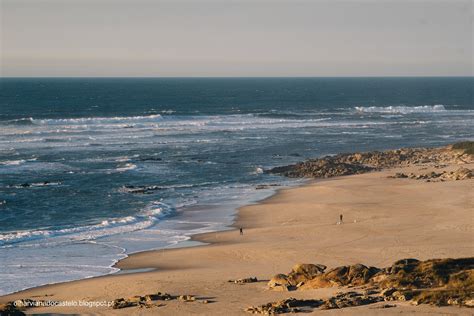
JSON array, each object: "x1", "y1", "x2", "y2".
[
  {"x1": 31, "y1": 114, "x2": 163, "y2": 126},
  {"x1": 115, "y1": 163, "x2": 137, "y2": 172},
  {"x1": 355, "y1": 105, "x2": 447, "y2": 114},
  {"x1": 0, "y1": 201, "x2": 174, "y2": 246},
  {"x1": 0, "y1": 159, "x2": 26, "y2": 166}
]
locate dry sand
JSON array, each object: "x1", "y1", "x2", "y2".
[{"x1": 1, "y1": 164, "x2": 473, "y2": 315}]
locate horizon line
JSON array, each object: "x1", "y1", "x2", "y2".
[{"x1": 1, "y1": 75, "x2": 473, "y2": 79}]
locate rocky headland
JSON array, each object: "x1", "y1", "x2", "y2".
[{"x1": 268, "y1": 142, "x2": 473, "y2": 179}]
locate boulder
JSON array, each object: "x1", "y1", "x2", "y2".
[
  {"x1": 301, "y1": 264, "x2": 381, "y2": 289},
  {"x1": 268, "y1": 274, "x2": 292, "y2": 291},
  {"x1": 287, "y1": 263, "x2": 326, "y2": 285}
]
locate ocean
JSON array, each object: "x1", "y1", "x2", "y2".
[{"x1": 0, "y1": 77, "x2": 472, "y2": 295}]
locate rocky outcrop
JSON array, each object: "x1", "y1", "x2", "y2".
[
  {"x1": 269, "y1": 159, "x2": 375, "y2": 178},
  {"x1": 377, "y1": 257, "x2": 474, "y2": 290},
  {"x1": 269, "y1": 263, "x2": 379, "y2": 290},
  {"x1": 301, "y1": 264, "x2": 381, "y2": 289},
  {"x1": 246, "y1": 292, "x2": 385, "y2": 314},
  {"x1": 267, "y1": 257, "x2": 474, "y2": 309},
  {"x1": 389, "y1": 167, "x2": 473, "y2": 182},
  {"x1": 268, "y1": 143, "x2": 473, "y2": 179},
  {"x1": 268, "y1": 263, "x2": 326, "y2": 290}
]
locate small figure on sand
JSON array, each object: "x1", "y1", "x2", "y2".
[
  {"x1": 337, "y1": 214, "x2": 343, "y2": 225},
  {"x1": 239, "y1": 227, "x2": 243, "y2": 235}
]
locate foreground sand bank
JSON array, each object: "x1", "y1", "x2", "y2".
[{"x1": 1, "y1": 162, "x2": 473, "y2": 315}]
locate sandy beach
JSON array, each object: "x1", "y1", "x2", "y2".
[{"x1": 1, "y1": 158, "x2": 473, "y2": 315}]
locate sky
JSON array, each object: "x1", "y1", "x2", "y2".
[{"x1": 1, "y1": 0, "x2": 472, "y2": 77}]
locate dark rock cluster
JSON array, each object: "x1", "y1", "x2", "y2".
[
  {"x1": 390, "y1": 167, "x2": 473, "y2": 182},
  {"x1": 112, "y1": 292, "x2": 198, "y2": 309},
  {"x1": 245, "y1": 298, "x2": 322, "y2": 314},
  {"x1": 119, "y1": 185, "x2": 163, "y2": 194},
  {"x1": 268, "y1": 144, "x2": 473, "y2": 179},
  {"x1": 228, "y1": 277, "x2": 258, "y2": 284}
]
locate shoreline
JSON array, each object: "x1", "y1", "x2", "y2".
[
  {"x1": 1, "y1": 144, "x2": 473, "y2": 315},
  {"x1": 0, "y1": 178, "x2": 300, "y2": 297},
  {"x1": 114, "y1": 180, "x2": 308, "y2": 272}
]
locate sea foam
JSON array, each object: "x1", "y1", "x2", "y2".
[
  {"x1": 0, "y1": 201, "x2": 174, "y2": 246},
  {"x1": 355, "y1": 105, "x2": 447, "y2": 114}
]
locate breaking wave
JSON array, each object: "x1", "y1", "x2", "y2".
[
  {"x1": 355, "y1": 105, "x2": 447, "y2": 114},
  {"x1": 0, "y1": 114, "x2": 163, "y2": 126},
  {"x1": 0, "y1": 201, "x2": 174, "y2": 246}
]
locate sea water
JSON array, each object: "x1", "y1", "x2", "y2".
[{"x1": 0, "y1": 77, "x2": 472, "y2": 294}]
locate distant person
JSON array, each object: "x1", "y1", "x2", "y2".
[
  {"x1": 239, "y1": 227, "x2": 243, "y2": 235},
  {"x1": 339, "y1": 214, "x2": 343, "y2": 224}
]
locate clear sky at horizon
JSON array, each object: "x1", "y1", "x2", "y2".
[{"x1": 1, "y1": 0, "x2": 473, "y2": 77}]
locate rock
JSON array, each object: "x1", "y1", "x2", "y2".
[
  {"x1": 246, "y1": 298, "x2": 322, "y2": 314},
  {"x1": 0, "y1": 302, "x2": 26, "y2": 316},
  {"x1": 268, "y1": 264, "x2": 327, "y2": 290},
  {"x1": 144, "y1": 292, "x2": 172, "y2": 301},
  {"x1": 449, "y1": 167, "x2": 473, "y2": 180},
  {"x1": 112, "y1": 298, "x2": 139, "y2": 309},
  {"x1": 381, "y1": 287, "x2": 397, "y2": 298},
  {"x1": 388, "y1": 258, "x2": 420, "y2": 274},
  {"x1": 178, "y1": 295, "x2": 196, "y2": 302},
  {"x1": 363, "y1": 288, "x2": 380, "y2": 296},
  {"x1": 119, "y1": 185, "x2": 163, "y2": 194},
  {"x1": 268, "y1": 257, "x2": 474, "y2": 309},
  {"x1": 267, "y1": 144, "x2": 474, "y2": 179},
  {"x1": 269, "y1": 159, "x2": 375, "y2": 178},
  {"x1": 287, "y1": 263, "x2": 326, "y2": 285},
  {"x1": 301, "y1": 264, "x2": 381, "y2": 289},
  {"x1": 320, "y1": 291, "x2": 383, "y2": 310},
  {"x1": 228, "y1": 277, "x2": 258, "y2": 284},
  {"x1": 464, "y1": 299, "x2": 474, "y2": 307},
  {"x1": 392, "y1": 172, "x2": 408, "y2": 178},
  {"x1": 392, "y1": 290, "x2": 413, "y2": 301},
  {"x1": 381, "y1": 257, "x2": 474, "y2": 289},
  {"x1": 112, "y1": 292, "x2": 174, "y2": 309},
  {"x1": 268, "y1": 274, "x2": 293, "y2": 291}
]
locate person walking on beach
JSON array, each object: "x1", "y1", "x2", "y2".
[
  {"x1": 339, "y1": 214, "x2": 343, "y2": 224},
  {"x1": 239, "y1": 227, "x2": 243, "y2": 235}
]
